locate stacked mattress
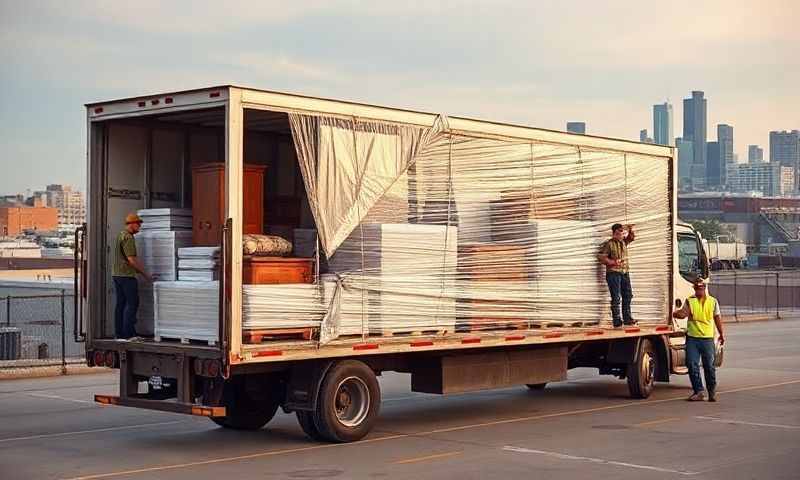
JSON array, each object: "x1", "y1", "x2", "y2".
[
  {"x1": 153, "y1": 281, "x2": 219, "y2": 344},
  {"x1": 177, "y1": 247, "x2": 220, "y2": 282},
  {"x1": 138, "y1": 208, "x2": 192, "y2": 231}
]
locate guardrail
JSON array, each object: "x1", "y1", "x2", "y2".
[{"x1": 711, "y1": 269, "x2": 800, "y2": 320}]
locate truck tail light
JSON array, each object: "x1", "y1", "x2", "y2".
[
  {"x1": 104, "y1": 351, "x2": 116, "y2": 368},
  {"x1": 93, "y1": 350, "x2": 105, "y2": 367}
]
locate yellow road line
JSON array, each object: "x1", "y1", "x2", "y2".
[
  {"x1": 633, "y1": 417, "x2": 681, "y2": 427},
  {"x1": 392, "y1": 451, "x2": 463, "y2": 465},
  {"x1": 62, "y1": 378, "x2": 800, "y2": 480}
]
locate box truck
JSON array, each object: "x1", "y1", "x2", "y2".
[{"x1": 77, "y1": 86, "x2": 716, "y2": 442}]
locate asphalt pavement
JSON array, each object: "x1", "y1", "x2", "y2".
[{"x1": 1, "y1": 319, "x2": 798, "y2": 480}]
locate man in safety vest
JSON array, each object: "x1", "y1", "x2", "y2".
[{"x1": 672, "y1": 278, "x2": 725, "y2": 401}]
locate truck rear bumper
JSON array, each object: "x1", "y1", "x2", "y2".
[{"x1": 95, "y1": 394, "x2": 226, "y2": 417}]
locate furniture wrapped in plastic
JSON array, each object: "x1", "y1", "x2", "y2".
[
  {"x1": 154, "y1": 281, "x2": 219, "y2": 344},
  {"x1": 137, "y1": 208, "x2": 193, "y2": 231},
  {"x1": 325, "y1": 224, "x2": 457, "y2": 336}
]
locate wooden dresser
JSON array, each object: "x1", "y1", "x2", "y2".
[
  {"x1": 192, "y1": 163, "x2": 266, "y2": 246},
  {"x1": 242, "y1": 257, "x2": 314, "y2": 284}
]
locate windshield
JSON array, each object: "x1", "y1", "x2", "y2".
[{"x1": 678, "y1": 233, "x2": 704, "y2": 281}]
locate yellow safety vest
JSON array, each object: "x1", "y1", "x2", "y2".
[{"x1": 687, "y1": 295, "x2": 717, "y2": 339}]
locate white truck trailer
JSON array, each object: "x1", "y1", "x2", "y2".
[
  {"x1": 76, "y1": 86, "x2": 716, "y2": 442},
  {"x1": 703, "y1": 236, "x2": 747, "y2": 270}
]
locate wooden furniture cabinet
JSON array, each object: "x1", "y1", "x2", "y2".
[
  {"x1": 242, "y1": 257, "x2": 314, "y2": 284},
  {"x1": 192, "y1": 163, "x2": 266, "y2": 246}
]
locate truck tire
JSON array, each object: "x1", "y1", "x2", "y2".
[
  {"x1": 296, "y1": 410, "x2": 325, "y2": 440},
  {"x1": 211, "y1": 376, "x2": 279, "y2": 430},
  {"x1": 627, "y1": 339, "x2": 656, "y2": 399},
  {"x1": 313, "y1": 360, "x2": 380, "y2": 443},
  {"x1": 526, "y1": 383, "x2": 547, "y2": 390}
]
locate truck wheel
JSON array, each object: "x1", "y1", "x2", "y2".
[
  {"x1": 211, "y1": 376, "x2": 279, "y2": 430},
  {"x1": 296, "y1": 410, "x2": 325, "y2": 440},
  {"x1": 627, "y1": 339, "x2": 656, "y2": 399},
  {"x1": 526, "y1": 383, "x2": 547, "y2": 390},
  {"x1": 313, "y1": 360, "x2": 380, "y2": 443}
]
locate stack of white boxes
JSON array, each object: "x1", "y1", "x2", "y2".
[
  {"x1": 177, "y1": 247, "x2": 220, "y2": 281},
  {"x1": 133, "y1": 209, "x2": 193, "y2": 336},
  {"x1": 153, "y1": 281, "x2": 219, "y2": 344},
  {"x1": 326, "y1": 224, "x2": 458, "y2": 336},
  {"x1": 242, "y1": 284, "x2": 326, "y2": 330}
]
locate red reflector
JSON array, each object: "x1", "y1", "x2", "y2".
[
  {"x1": 137, "y1": 101, "x2": 146, "y2": 107},
  {"x1": 209, "y1": 91, "x2": 221, "y2": 98},
  {"x1": 410, "y1": 341, "x2": 434, "y2": 347},
  {"x1": 462, "y1": 338, "x2": 481, "y2": 344},
  {"x1": 353, "y1": 344, "x2": 379, "y2": 351},
  {"x1": 151, "y1": 99, "x2": 159, "y2": 105},
  {"x1": 254, "y1": 350, "x2": 283, "y2": 357},
  {"x1": 165, "y1": 97, "x2": 174, "y2": 104},
  {"x1": 624, "y1": 327, "x2": 641, "y2": 333},
  {"x1": 93, "y1": 350, "x2": 105, "y2": 367},
  {"x1": 93, "y1": 107, "x2": 103, "y2": 114},
  {"x1": 585, "y1": 330, "x2": 605, "y2": 336},
  {"x1": 104, "y1": 351, "x2": 116, "y2": 368},
  {"x1": 543, "y1": 332, "x2": 563, "y2": 338},
  {"x1": 505, "y1": 335, "x2": 525, "y2": 341},
  {"x1": 656, "y1": 326, "x2": 671, "y2": 332}
]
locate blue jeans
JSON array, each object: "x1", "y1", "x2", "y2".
[
  {"x1": 113, "y1": 276, "x2": 139, "y2": 339},
  {"x1": 605, "y1": 272, "x2": 633, "y2": 327},
  {"x1": 686, "y1": 336, "x2": 716, "y2": 394}
]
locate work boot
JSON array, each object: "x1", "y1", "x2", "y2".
[
  {"x1": 687, "y1": 391, "x2": 705, "y2": 401},
  {"x1": 708, "y1": 391, "x2": 717, "y2": 402},
  {"x1": 624, "y1": 318, "x2": 638, "y2": 326}
]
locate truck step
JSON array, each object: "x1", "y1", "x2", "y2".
[{"x1": 243, "y1": 328, "x2": 315, "y2": 344}]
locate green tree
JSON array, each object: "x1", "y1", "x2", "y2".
[{"x1": 690, "y1": 219, "x2": 735, "y2": 240}]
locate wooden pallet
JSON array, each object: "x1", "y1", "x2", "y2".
[
  {"x1": 154, "y1": 335, "x2": 217, "y2": 347},
  {"x1": 369, "y1": 328, "x2": 451, "y2": 338},
  {"x1": 243, "y1": 328, "x2": 315, "y2": 344}
]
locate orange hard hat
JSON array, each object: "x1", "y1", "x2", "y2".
[{"x1": 125, "y1": 213, "x2": 143, "y2": 224}]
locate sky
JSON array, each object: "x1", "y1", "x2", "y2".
[{"x1": 0, "y1": 0, "x2": 797, "y2": 195}]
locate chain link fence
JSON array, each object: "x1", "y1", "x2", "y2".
[
  {"x1": 710, "y1": 269, "x2": 800, "y2": 320},
  {"x1": 0, "y1": 286, "x2": 85, "y2": 373}
]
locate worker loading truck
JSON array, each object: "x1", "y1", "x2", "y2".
[{"x1": 75, "y1": 85, "x2": 720, "y2": 442}]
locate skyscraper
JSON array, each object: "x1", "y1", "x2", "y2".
[
  {"x1": 676, "y1": 137, "x2": 694, "y2": 190},
  {"x1": 566, "y1": 122, "x2": 586, "y2": 134},
  {"x1": 639, "y1": 129, "x2": 653, "y2": 143},
  {"x1": 748, "y1": 145, "x2": 764, "y2": 163},
  {"x1": 769, "y1": 130, "x2": 800, "y2": 191},
  {"x1": 653, "y1": 102, "x2": 673, "y2": 146},
  {"x1": 717, "y1": 124, "x2": 734, "y2": 185},
  {"x1": 706, "y1": 141, "x2": 721, "y2": 187},
  {"x1": 683, "y1": 91, "x2": 707, "y2": 187}
]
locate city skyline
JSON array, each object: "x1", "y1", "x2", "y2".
[{"x1": 0, "y1": 1, "x2": 797, "y2": 193}]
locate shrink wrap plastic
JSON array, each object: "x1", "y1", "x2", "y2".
[{"x1": 255, "y1": 113, "x2": 672, "y2": 342}]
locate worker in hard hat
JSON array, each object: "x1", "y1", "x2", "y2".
[{"x1": 112, "y1": 213, "x2": 154, "y2": 339}]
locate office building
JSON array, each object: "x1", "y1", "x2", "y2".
[
  {"x1": 748, "y1": 145, "x2": 764, "y2": 163},
  {"x1": 727, "y1": 162, "x2": 794, "y2": 197},
  {"x1": 683, "y1": 91, "x2": 707, "y2": 186},
  {"x1": 769, "y1": 130, "x2": 800, "y2": 190},
  {"x1": 676, "y1": 138, "x2": 694, "y2": 191},
  {"x1": 639, "y1": 129, "x2": 653, "y2": 143},
  {"x1": 653, "y1": 102, "x2": 673, "y2": 146},
  {"x1": 706, "y1": 141, "x2": 721, "y2": 187},
  {"x1": 0, "y1": 205, "x2": 58, "y2": 237},
  {"x1": 44, "y1": 185, "x2": 86, "y2": 233},
  {"x1": 566, "y1": 122, "x2": 586, "y2": 134},
  {"x1": 717, "y1": 124, "x2": 734, "y2": 185}
]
